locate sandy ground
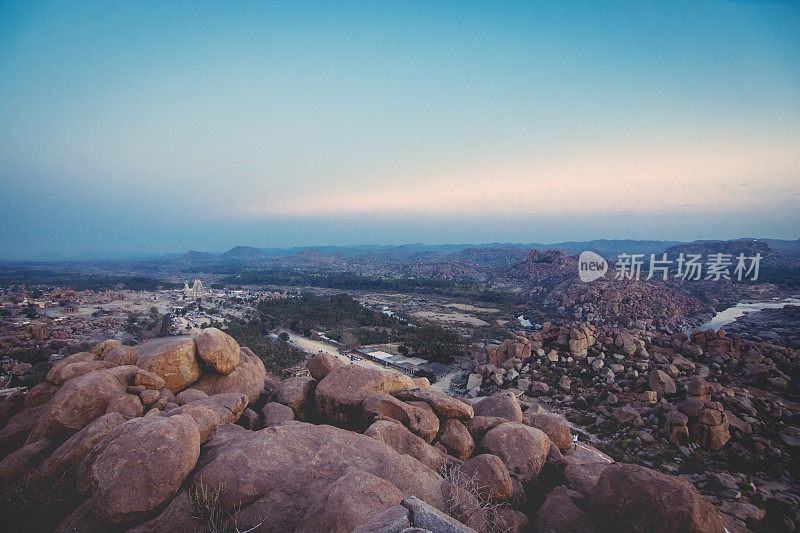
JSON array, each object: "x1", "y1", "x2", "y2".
[
  {"x1": 411, "y1": 311, "x2": 489, "y2": 327},
  {"x1": 445, "y1": 303, "x2": 500, "y2": 313}
]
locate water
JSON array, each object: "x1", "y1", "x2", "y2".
[{"x1": 699, "y1": 297, "x2": 800, "y2": 331}]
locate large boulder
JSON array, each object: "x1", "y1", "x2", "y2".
[
  {"x1": 47, "y1": 358, "x2": 115, "y2": 386},
  {"x1": 261, "y1": 402, "x2": 295, "y2": 427},
  {"x1": 189, "y1": 347, "x2": 266, "y2": 405},
  {"x1": 168, "y1": 422, "x2": 447, "y2": 532},
  {"x1": 588, "y1": 463, "x2": 724, "y2": 532},
  {"x1": 26, "y1": 368, "x2": 132, "y2": 444},
  {"x1": 0, "y1": 405, "x2": 46, "y2": 456},
  {"x1": 165, "y1": 392, "x2": 248, "y2": 443},
  {"x1": 136, "y1": 337, "x2": 201, "y2": 393},
  {"x1": 92, "y1": 340, "x2": 122, "y2": 357},
  {"x1": 481, "y1": 423, "x2": 550, "y2": 483},
  {"x1": 41, "y1": 412, "x2": 126, "y2": 482},
  {"x1": 473, "y1": 392, "x2": 523, "y2": 423},
  {"x1": 272, "y1": 376, "x2": 317, "y2": 421},
  {"x1": 315, "y1": 366, "x2": 416, "y2": 428},
  {"x1": 524, "y1": 412, "x2": 572, "y2": 451},
  {"x1": 365, "y1": 420, "x2": 449, "y2": 472},
  {"x1": 88, "y1": 413, "x2": 201, "y2": 524},
  {"x1": 295, "y1": 469, "x2": 404, "y2": 533},
  {"x1": 457, "y1": 454, "x2": 513, "y2": 502},
  {"x1": 194, "y1": 328, "x2": 240, "y2": 375},
  {"x1": 23, "y1": 381, "x2": 58, "y2": 408},
  {"x1": 351, "y1": 505, "x2": 411, "y2": 533},
  {"x1": 439, "y1": 419, "x2": 475, "y2": 461},
  {"x1": 101, "y1": 345, "x2": 139, "y2": 366},
  {"x1": 538, "y1": 485, "x2": 596, "y2": 533},
  {"x1": 307, "y1": 352, "x2": 345, "y2": 381},
  {"x1": 395, "y1": 388, "x2": 473, "y2": 420}
]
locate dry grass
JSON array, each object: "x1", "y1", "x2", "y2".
[
  {"x1": 188, "y1": 478, "x2": 264, "y2": 533},
  {"x1": 441, "y1": 464, "x2": 513, "y2": 533}
]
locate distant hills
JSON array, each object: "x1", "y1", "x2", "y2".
[{"x1": 174, "y1": 238, "x2": 800, "y2": 266}]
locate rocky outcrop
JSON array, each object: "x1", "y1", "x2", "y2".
[
  {"x1": 136, "y1": 337, "x2": 201, "y2": 393},
  {"x1": 588, "y1": 463, "x2": 724, "y2": 532},
  {"x1": 189, "y1": 347, "x2": 266, "y2": 405},
  {"x1": 194, "y1": 327, "x2": 240, "y2": 375}
]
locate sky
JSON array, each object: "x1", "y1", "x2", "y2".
[{"x1": 1, "y1": 1, "x2": 799, "y2": 260}]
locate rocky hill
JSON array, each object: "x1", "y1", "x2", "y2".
[{"x1": 0, "y1": 329, "x2": 751, "y2": 532}]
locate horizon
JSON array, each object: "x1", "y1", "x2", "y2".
[
  {"x1": 4, "y1": 235, "x2": 799, "y2": 263},
  {"x1": 1, "y1": 1, "x2": 799, "y2": 259}
]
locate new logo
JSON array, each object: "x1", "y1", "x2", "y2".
[{"x1": 578, "y1": 251, "x2": 608, "y2": 282}]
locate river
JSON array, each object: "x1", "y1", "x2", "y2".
[{"x1": 699, "y1": 297, "x2": 800, "y2": 331}]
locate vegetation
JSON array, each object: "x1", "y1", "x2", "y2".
[
  {"x1": 221, "y1": 268, "x2": 516, "y2": 303},
  {"x1": 0, "y1": 268, "x2": 181, "y2": 291},
  {"x1": 223, "y1": 319, "x2": 305, "y2": 374}
]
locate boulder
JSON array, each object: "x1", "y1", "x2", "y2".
[
  {"x1": 89, "y1": 413, "x2": 201, "y2": 524},
  {"x1": 649, "y1": 370, "x2": 676, "y2": 395},
  {"x1": 177, "y1": 423, "x2": 447, "y2": 531},
  {"x1": 23, "y1": 381, "x2": 58, "y2": 409},
  {"x1": 272, "y1": 376, "x2": 317, "y2": 421},
  {"x1": 92, "y1": 340, "x2": 122, "y2": 357},
  {"x1": 295, "y1": 469, "x2": 404, "y2": 533},
  {"x1": 481, "y1": 423, "x2": 550, "y2": 483},
  {"x1": 26, "y1": 368, "x2": 131, "y2": 444},
  {"x1": 406, "y1": 405, "x2": 440, "y2": 443},
  {"x1": 365, "y1": 420, "x2": 449, "y2": 472},
  {"x1": 189, "y1": 347, "x2": 266, "y2": 405},
  {"x1": 175, "y1": 388, "x2": 208, "y2": 405},
  {"x1": 439, "y1": 419, "x2": 475, "y2": 461},
  {"x1": 473, "y1": 392, "x2": 523, "y2": 423},
  {"x1": 164, "y1": 392, "x2": 248, "y2": 444},
  {"x1": 457, "y1": 454, "x2": 513, "y2": 502},
  {"x1": 351, "y1": 505, "x2": 411, "y2": 533},
  {"x1": 41, "y1": 412, "x2": 126, "y2": 482},
  {"x1": 524, "y1": 412, "x2": 572, "y2": 451},
  {"x1": 466, "y1": 416, "x2": 508, "y2": 442},
  {"x1": 105, "y1": 394, "x2": 144, "y2": 418},
  {"x1": 394, "y1": 388, "x2": 473, "y2": 420},
  {"x1": 363, "y1": 392, "x2": 413, "y2": 424},
  {"x1": 538, "y1": 485, "x2": 596, "y2": 533},
  {"x1": 194, "y1": 327, "x2": 240, "y2": 375},
  {"x1": 262, "y1": 402, "x2": 295, "y2": 427},
  {"x1": 47, "y1": 360, "x2": 115, "y2": 386},
  {"x1": 101, "y1": 345, "x2": 139, "y2": 366},
  {"x1": 588, "y1": 463, "x2": 723, "y2": 532},
  {"x1": 307, "y1": 352, "x2": 345, "y2": 381},
  {"x1": 136, "y1": 337, "x2": 201, "y2": 393},
  {"x1": 134, "y1": 369, "x2": 166, "y2": 390},
  {"x1": 315, "y1": 366, "x2": 416, "y2": 428},
  {"x1": 0, "y1": 438, "x2": 52, "y2": 486}
]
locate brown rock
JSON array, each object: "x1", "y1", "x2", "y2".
[
  {"x1": 89, "y1": 413, "x2": 201, "y2": 524},
  {"x1": 272, "y1": 376, "x2": 317, "y2": 421},
  {"x1": 47, "y1": 360, "x2": 115, "y2": 386},
  {"x1": 139, "y1": 389, "x2": 159, "y2": 406},
  {"x1": 136, "y1": 336, "x2": 201, "y2": 393},
  {"x1": 165, "y1": 392, "x2": 248, "y2": 444},
  {"x1": 307, "y1": 352, "x2": 345, "y2": 381},
  {"x1": 406, "y1": 405, "x2": 439, "y2": 443},
  {"x1": 105, "y1": 394, "x2": 144, "y2": 418},
  {"x1": 175, "y1": 388, "x2": 208, "y2": 405},
  {"x1": 261, "y1": 402, "x2": 295, "y2": 427},
  {"x1": 295, "y1": 469, "x2": 404, "y2": 533},
  {"x1": 41, "y1": 412, "x2": 126, "y2": 481},
  {"x1": 395, "y1": 388, "x2": 474, "y2": 420},
  {"x1": 365, "y1": 419, "x2": 449, "y2": 472},
  {"x1": 439, "y1": 419, "x2": 475, "y2": 461},
  {"x1": 482, "y1": 423, "x2": 550, "y2": 483},
  {"x1": 649, "y1": 370, "x2": 676, "y2": 395},
  {"x1": 24, "y1": 381, "x2": 58, "y2": 409},
  {"x1": 474, "y1": 392, "x2": 523, "y2": 423},
  {"x1": 524, "y1": 412, "x2": 572, "y2": 451},
  {"x1": 194, "y1": 327, "x2": 240, "y2": 374},
  {"x1": 363, "y1": 392, "x2": 412, "y2": 424},
  {"x1": 92, "y1": 340, "x2": 122, "y2": 357},
  {"x1": 101, "y1": 345, "x2": 139, "y2": 366},
  {"x1": 466, "y1": 416, "x2": 508, "y2": 442},
  {"x1": 189, "y1": 347, "x2": 266, "y2": 405},
  {"x1": 588, "y1": 463, "x2": 723, "y2": 532},
  {"x1": 134, "y1": 369, "x2": 166, "y2": 391},
  {"x1": 315, "y1": 365, "x2": 416, "y2": 428},
  {"x1": 457, "y1": 454, "x2": 513, "y2": 502},
  {"x1": 0, "y1": 438, "x2": 52, "y2": 485},
  {"x1": 26, "y1": 368, "x2": 130, "y2": 444},
  {"x1": 538, "y1": 485, "x2": 595, "y2": 533}
]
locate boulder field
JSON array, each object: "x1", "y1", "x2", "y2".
[{"x1": 0, "y1": 332, "x2": 728, "y2": 532}]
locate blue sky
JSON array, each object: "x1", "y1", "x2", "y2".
[{"x1": 1, "y1": 1, "x2": 798, "y2": 259}]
